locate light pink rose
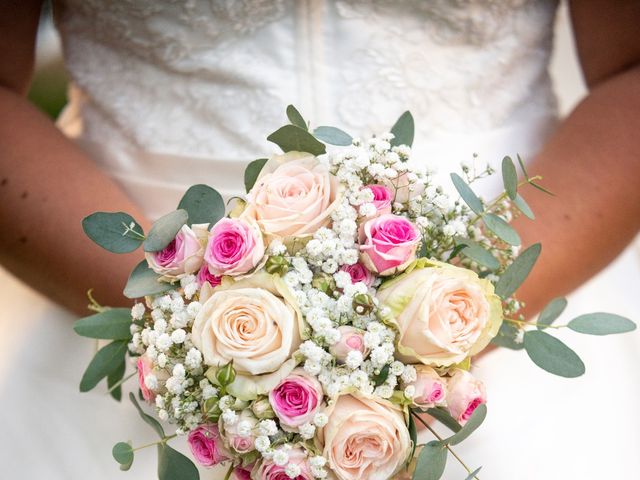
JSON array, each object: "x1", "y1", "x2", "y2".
[
  {"x1": 224, "y1": 410, "x2": 258, "y2": 454},
  {"x1": 269, "y1": 369, "x2": 323, "y2": 431},
  {"x1": 145, "y1": 224, "x2": 207, "y2": 279},
  {"x1": 364, "y1": 184, "x2": 393, "y2": 216},
  {"x1": 339, "y1": 263, "x2": 374, "y2": 287},
  {"x1": 406, "y1": 365, "x2": 446, "y2": 408},
  {"x1": 257, "y1": 448, "x2": 313, "y2": 480},
  {"x1": 446, "y1": 369, "x2": 486, "y2": 425},
  {"x1": 360, "y1": 214, "x2": 419, "y2": 276},
  {"x1": 319, "y1": 394, "x2": 411, "y2": 480},
  {"x1": 197, "y1": 264, "x2": 222, "y2": 288},
  {"x1": 329, "y1": 326, "x2": 368, "y2": 363},
  {"x1": 243, "y1": 152, "x2": 341, "y2": 238},
  {"x1": 188, "y1": 424, "x2": 230, "y2": 467},
  {"x1": 205, "y1": 218, "x2": 265, "y2": 276},
  {"x1": 136, "y1": 354, "x2": 168, "y2": 403}
]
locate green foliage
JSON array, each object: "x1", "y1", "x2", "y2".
[
  {"x1": 73, "y1": 308, "x2": 133, "y2": 340},
  {"x1": 482, "y1": 213, "x2": 521, "y2": 246},
  {"x1": 501, "y1": 156, "x2": 518, "y2": 200},
  {"x1": 313, "y1": 126, "x2": 353, "y2": 146},
  {"x1": 523, "y1": 330, "x2": 585, "y2": 378},
  {"x1": 82, "y1": 212, "x2": 143, "y2": 253},
  {"x1": 244, "y1": 158, "x2": 269, "y2": 193},
  {"x1": 450, "y1": 174, "x2": 484, "y2": 215},
  {"x1": 123, "y1": 260, "x2": 174, "y2": 299},
  {"x1": 143, "y1": 209, "x2": 189, "y2": 252},
  {"x1": 112, "y1": 442, "x2": 134, "y2": 471},
  {"x1": 107, "y1": 358, "x2": 126, "y2": 401},
  {"x1": 79, "y1": 340, "x2": 128, "y2": 392},
  {"x1": 286, "y1": 105, "x2": 307, "y2": 130},
  {"x1": 513, "y1": 193, "x2": 535, "y2": 219},
  {"x1": 130, "y1": 392, "x2": 166, "y2": 438},
  {"x1": 158, "y1": 443, "x2": 200, "y2": 480},
  {"x1": 413, "y1": 441, "x2": 447, "y2": 480},
  {"x1": 267, "y1": 125, "x2": 326, "y2": 156},
  {"x1": 177, "y1": 185, "x2": 224, "y2": 227},
  {"x1": 408, "y1": 413, "x2": 418, "y2": 461},
  {"x1": 491, "y1": 321, "x2": 524, "y2": 350},
  {"x1": 495, "y1": 243, "x2": 541, "y2": 299},
  {"x1": 454, "y1": 237, "x2": 499, "y2": 270},
  {"x1": 373, "y1": 363, "x2": 391, "y2": 387},
  {"x1": 390, "y1": 111, "x2": 415, "y2": 148},
  {"x1": 568, "y1": 313, "x2": 636, "y2": 335},
  {"x1": 444, "y1": 404, "x2": 487, "y2": 446},
  {"x1": 537, "y1": 297, "x2": 567, "y2": 330},
  {"x1": 465, "y1": 467, "x2": 482, "y2": 480},
  {"x1": 424, "y1": 407, "x2": 462, "y2": 433}
]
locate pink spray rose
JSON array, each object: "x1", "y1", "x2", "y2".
[
  {"x1": 446, "y1": 369, "x2": 486, "y2": 425},
  {"x1": 257, "y1": 448, "x2": 313, "y2": 480},
  {"x1": 197, "y1": 264, "x2": 222, "y2": 288},
  {"x1": 188, "y1": 424, "x2": 230, "y2": 467},
  {"x1": 232, "y1": 465, "x2": 253, "y2": 480},
  {"x1": 339, "y1": 263, "x2": 374, "y2": 287},
  {"x1": 329, "y1": 326, "x2": 368, "y2": 363},
  {"x1": 223, "y1": 410, "x2": 258, "y2": 454},
  {"x1": 406, "y1": 365, "x2": 446, "y2": 408},
  {"x1": 360, "y1": 214, "x2": 420, "y2": 276},
  {"x1": 205, "y1": 218, "x2": 265, "y2": 276},
  {"x1": 145, "y1": 224, "x2": 207, "y2": 279},
  {"x1": 136, "y1": 354, "x2": 168, "y2": 403},
  {"x1": 269, "y1": 369, "x2": 323, "y2": 431},
  {"x1": 364, "y1": 184, "x2": 393, "y2": 216}
]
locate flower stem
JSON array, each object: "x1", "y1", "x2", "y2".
[
  {"x1": 223, "y1": 463, "x2": 234, "y2": 480},
  {"x1": 106, "y1": 371, "x2": 138, "y2": 394},
  {"x1": 470, "y1": 175, "x2": 543, "y2": 225},
  {"x1": 503, "y1": 317, "x2": 566, "y2": 330}
]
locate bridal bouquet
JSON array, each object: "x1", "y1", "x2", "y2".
[{"x1": 76, "y1": 107, "x2": 635, "y2": 480}]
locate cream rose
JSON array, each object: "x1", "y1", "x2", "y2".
[
  {"x1": 319, "y1": 394, "x2": 411, "y2": 480},
  {"x1": 191, "y1": 272, "x2": 303, "y2": 376},
  {"x1": 377, "y1": 259, "x2": 502, "y2": 367},
  {"x1": 242, "y1": 152, "x2": 341, "y2": 238}
]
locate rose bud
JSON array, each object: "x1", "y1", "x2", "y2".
[
  {"x1": 145, "y1": 224, "x2": 208, "y2": 279},
  {"x1": 251, "y1": 398, "x2": 276, "y2": 419},
  {"x1": 363, "y1": 184, "x2": 393, "y2": 216},
  {"x1": 269, "y1": 369, "x2": 323, "y2": 431},
  {"x1": 136, "y1": 354, "x2": 169, "y2": 403},
  {"x1": 329, "y1": 326, "x2": 368, "y2": 363},
  {"x1": 360, "y1": 214, "x2": 420, "y2": 276},
  {"x1": 223, "y1": 410, "x2": 258, "y2": 454},
  {"x1": 187, "y1": 424, "x2": 230, "y2": 467},
  {"x1": 232, "y1": 464, "x2": 253, "y2": 480},
  {"x1": 265, "y1": 255, "x2": 289, "y2": 275},
  {"x1": 339, "y1": 262, "x2": 374, "y2": 287},
  {"x1": 405, "y1": 366, "x2": 446, "y2": 408},
  {"x1": 446, "y1": 369, "x2": 486, "y2": 425}
]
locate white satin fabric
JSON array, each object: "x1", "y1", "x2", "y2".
[{"x1": 1, "y1": 1, "x2": 639, "y2": 479}]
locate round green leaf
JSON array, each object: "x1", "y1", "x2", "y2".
[
  {"x1": 390, "y1": 111, "x2": 415, "y2": 148},
  {"x1": 568, "y1": 313, "x2": 636, "y2": 335},
  {"x1": 537, "y1": 297, "x2": 567, "y2": 330},
  {"x1": 158, "y1": 443, "x2": 200, "y2": 480},
  {"x1": 286, "y1": 104, "x2": 307, "y2": 130},
  {"x1": 523, "y1": 330, "x2": 585, "y2": 378},
  {"x1": 413, "y1": 441, "x2": 447, "y2": 480},
  {"x1": 450, "y1": 173, "x2": 484, "y2": 215},
  {"x1": 483, "y1": 213, "x2": 521, "y2": 246},
  {"x1": 495, "y1": 243, "x2": 541, "y2": 299},
  {"x1": 112, "y1": 442, "x2": 134, "y2": 471},
  {"x1": 79, "y1": 340, "x2": 128, "y2": 392},
  {"x1": 514, "y1": 193, "x2": 535, "y2": 219},
  {"x1": 313, "y1": 126, "x2": 353, "y2": 146},
  {"x1": 73, "y1": 308, "x2": 132, "y2": 340},
  {"x1": 454, "y1": 237, "x2": 499, "y2": 270},
  {"x1": 178, "y1": 185, "x2": 224, "y2": 227},
  {"x1": 143, "y1": 209, "x2": 188, "y2": 252},
  {"x1": 267, "y1": 124, "x2": 326, "y2": 156},
  {"x1": 244, "y1": 158, "x2": 269, "y2": 193},
  {"x1": 501, "y1": 156, "x2": 518, "y2": 200},
  {"x1": 445, "y1": 404, "x2": 487, "y2": 446},
  {"x1": 123, "y1": 260, "x2": 174, "y2": 299},
  {"x1": 82, "y1": 212, "x2": 143, "y2": 253}
]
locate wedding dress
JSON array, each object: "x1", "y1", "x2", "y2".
[{"x1": 1, "y1": 1, "x2": 639, "y2": 479}]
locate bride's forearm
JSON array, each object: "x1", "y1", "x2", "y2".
[
  {"x1": 514, "y1": 65, "x2": 640, "y2": 317},
  {"x1": 0, "y1": 86, "x2": 150, "y2": 315}
]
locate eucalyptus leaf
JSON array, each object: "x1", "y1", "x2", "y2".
[
  {"x1": 244, "y1": 158, "x2": 268, "y2": 193},
  {"x1": 514, "y1": 193, "x2": 535, "y2": 220},
  {"x1": 446, "y1": 243, "x2": 468, "y2": 262},
  {"x1": 530, "y1": 181, "x2": 554, "y2": 196},
  {"x1": 445, "y1": 404, "x2": 487, "y2": 446},
  {"x1": 130, "y1": 392, "x2": 165, "y2": 438},
  {"x1": 450, "y1": 174, "x2": 484, "y2": 215},
  {"x1": 79, "y1": 340, "x2": 128, "y2": 392},
  {"x1": 413, "y1": 441, "x2": 447, "y2": 480},
  {"x1": 267, "y1": 125, "x2": 326, "y2": 156},
  {"x1": 82, "y1": 212, "x2": 144, "y2": 253},
  {"x1": 495, "y1": 243, "x2": 541, "y2": 299},
  {"x1": 286, "y1": 105, "x2": 307, "y2": 130},
  {"x1": 537, "y1": 297, "x2": 568, "y2": 330},
  {"x1": 454, "y1": 237, "x2": 499, "y2": 270},
  {"x1": 143, "y1": 209, "x2": 188, "y2": 252},
  {"x1": 177, "y1": 185, "x2": 224, "y2": 227},
  {"x1": 123, "y1": 260, "x2": 174, "y2": 299},
  {"x1": 373, "y1": 363, "x2": 390, "y2": 387},
  {"x1": 107, "y1": 357, "x2": 126, "y2": 402},
  {"x1": 73, "y1": 308, "x2": 132, "y2": 340},
  {"x1": 158, "y1": 443, "x2": 200, "y2": 480},
  {"x1": 523, "y1": 330, "x2": 585, "y2": 378},
  {"x1": 112, "y1": 442, "x2": 134, "y2": 471},
  {"x1": 491, "y1": 321, "x2": 524, "y2": 350},
  {"x1": 516, "y1": 154, "x2": 529, "y2": 180},
  {"x1": 483, "y1": 213, "x2": 521, "y2": 246},
  {"x1": 501, "y1": 156, "x2": 518, "y2": 200},
  {"x1": 568, "y1": 313, "x2": 636, "y2": 335},
  {"x1": 408, "y1": 413, "x2": 418, "y2": 461},
  {"x1": 425, "y1": 407, "x2": 462, "y2": 433},
  {"x1": 390, "y1": 111, "x2": 415, "y2": 148},
  {"x1": 313, "y1": 126, "x2": 353, "y2": 146},
  {"x1": 465, "y1": 467, "x2": 482, "y2": 480}
]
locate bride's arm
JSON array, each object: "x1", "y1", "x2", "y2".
[
  {"x1": 0, "y1": 1, "x2": 150, "y2": 314},
  {"x1": 515, "y1": 0, "x2": 640, "y2": 316}
]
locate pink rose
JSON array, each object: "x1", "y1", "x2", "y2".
[
  {"x1": 329, "y1": 326, "x2": 368, "y2": 362},
  {"x1": 145, "y1": 224, "x2": 207, "y2": 279},
  {"x1": 446, "y1": 369, "x2": 486, "y2": 425},
  {"x1": 406, "y1": 366, "x2": 446, "y2": 408},
  {"x1": 224, "y1": 410, "x2": 258, "y2": 454},
  {"x1": 258, "y1": 448, "x2": 313, "y2": 480},
  {"x1": 364, "y1": 184, "x2": 393, "y2": 216},
  {"x1": 232, "y1": 465, "x2": 253, "y2": 480},
  {"x1": 188, "y1": 424, "x2": 230, "y2": 467},
  {"x1": 339, "y1": 263, "x2": 374, "y2": 287},
  {"x1": 197, "y1": 264, "x2": 222, "y2": 288},
  {"x1": 136, "y1": 354, "x2": 168, "y2": 403},
  {"x1": 269, "y1": 369, "x2": 323, "y2": 431},
  {"x1": 360, "y1": 214, "x2": 419, "y2": 276},
  {"x1": 205, "y1": 218, "x2": 265, "y2": 276},
  {"x1": 243, "y1": 152, "x2": 341, "y2": 238}
]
